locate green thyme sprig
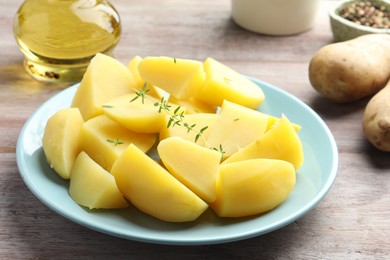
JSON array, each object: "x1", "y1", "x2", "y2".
[
  {"x1": 165, "y1": 105, "x2": 185, "y2": 128},
  {"x1": 184, "y1": 122, "x2": 196, "y2": 133},
  {"x1": 195, "y1": 126, "x2": 208, "y2": 143},
  {"x1": 130, "y1": 82, "x2": 150, "y2": 104},
  {"x1": 212, "y1": 144, "x2": 226, "y2": 159},
  {"x1": 106, "y1": 138, "x2": 124, "y2": 146},
  {"x1": 154, "y1": 97, "x2": 172, "y2": 113}
]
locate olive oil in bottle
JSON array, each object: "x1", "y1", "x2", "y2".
[{"x1": 13, "y1": 0, "x2": 121, "y2": 83}]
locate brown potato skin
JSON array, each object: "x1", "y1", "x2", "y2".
[
  {"x1": 309, "y1": 34, "x2": 390, "y2": 103},
  {"x1": 363, "y1": 78, "x2": 390, "y2": 151}
]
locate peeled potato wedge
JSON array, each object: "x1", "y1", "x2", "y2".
[
  {"x1": 196, "y1": 57, "x2": 265, "y2": 109},
  {"x1": 71, "y1": 53, "x2": 136, "y2": 120},
  {"x1": 158, "y1": 137, "x2": 221, "y2": 203},
  {"x1": 79, "y1": 115, "x2": 157, "y2": 171},
  {"x1": 223, "y1": 114, "x2": 304, "y2": 170},
  {"x1": 211, "y1": 158, "x2": 296, "y2": 218},
  {"x1": 69, "y1": 152, "x2": 129, "y2": 209},
  {"x1": 206, "y1": 100, "x2": 269, "y2": 158},
  {"x1": 42, "y1": 108, "x2": 83, "y2": 179},
  {"x1": 111, "y1": 143, "x2": 208, "y2": 222},
  {"x1": 138, "y1": 56, "x2": 205, "y2": 99},
  {"x1": 103, "y1": 93, "x2": 184, "y2": 133}
]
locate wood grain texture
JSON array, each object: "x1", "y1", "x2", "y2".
[{"x1": 1, "y1": 0, "x2": 389, "y2": 259}]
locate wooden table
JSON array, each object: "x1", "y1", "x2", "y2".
[{"x1": 1, "y1": 0, "x2": 389, "y2": 259}]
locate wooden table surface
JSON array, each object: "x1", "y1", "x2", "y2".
[{"x1": 1, "y1": 0, "x2": 389, "y2": 259}]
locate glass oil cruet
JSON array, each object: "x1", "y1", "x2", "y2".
[{"x1": 13, "y1": 0, "x2": 121, "y2": 83}]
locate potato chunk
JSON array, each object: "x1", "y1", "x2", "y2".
[
  {"x1": 127, "y1": 55, "x2": 145, "y2": 89},
  {"x1": 79, "y1": 115, "x2": 157, "y2": 171},
  {"x1": 206, "y1": 100, "x2": 269, "y2": 158},
  {"x1": 69, "y1": 152, "x2": 128, "y2": 209},
  {"x1": 127, "y1": 56, "x2": 167, "y2": 96},
  {"x1": 196, "y1": 57, "x2": 265, "y2": 109},
  {"x1": 103, "y1": 93, "x2": 184, "y2": 133},
  {"x1": 42, "y1": 108, "x2": 83, "y2": 179},
  {"x1": 266, "y1": 114, "x2": 301, "y2": 132},
  {"x1": 169, "y1": 96, "x2": 217, "y2": 114},
  {"x1": 71, "y1": 53, "x2": 136, "y2": 120},
  {"x1": 138, "y1": 56, "x2": 205, "y2": 99},
  {"x1": 211, "y1": 159, "x2": 296, "y2": 217},
  {"x1": 111, "y1": 144, "x2": 208, "y2": 222},
  {"x1": 159, "y1": 113, "x2": 218, "y2": 146},
  {"x1": 158, "y1": 137, "x2": 221, "y2": 203},
  {"x1": 223, "y1": 114, "x2": 304, "y2": 170}
]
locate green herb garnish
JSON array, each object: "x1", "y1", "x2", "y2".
[{"x1": 107, "y1": 138, "x2": 124, "y2": 146}]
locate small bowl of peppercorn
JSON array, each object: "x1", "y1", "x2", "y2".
[{"x1": 330, "y1": 0, "x2": 390, "y2": 42}]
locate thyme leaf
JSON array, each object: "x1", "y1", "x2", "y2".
[
  {"x1": 107, "y1": 138, "x2": 124, "y2": 146},
  {"x1": 130, "y1": 82, "x2": 150, "y2": 104},
  {"x1": 212, "y1": 144, "x2": 226, "y2": 160}
]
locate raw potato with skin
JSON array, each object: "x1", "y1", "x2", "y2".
[
  {"x1": 309, "y1": 34, "x2": 390, "y2": 103},
  {"x1": 363, "y1": 78, "x2": 390, "y2": 151}
]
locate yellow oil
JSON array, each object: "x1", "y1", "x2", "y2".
[{"x1": 14, "y1": 0, "x2": 121, "y2": 83}]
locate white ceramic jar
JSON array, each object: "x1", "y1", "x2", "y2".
[{"x1": 231, "y1": 0, "x2": 320, "y2": 35}]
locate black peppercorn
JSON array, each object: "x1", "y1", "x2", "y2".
[{"x1": 338, "y1": 0, "x2": 390, "y2": 29}]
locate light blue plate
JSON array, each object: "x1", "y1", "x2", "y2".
[{"x1": 16, "y1": 78, "x2": 338, "y2": 245}]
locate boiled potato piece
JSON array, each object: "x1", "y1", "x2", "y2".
[
  {"x1": 42, "y1": 108, "x2": 83, "y2": 179},
  {"x1": 127, "y1": 55, "x2": 144, "y2": 89},
  {"x1": 138, "y1": 56, "x2": 205, "y2": 99},
  {"x1": 127, "y1": 56, "x2": 167, "y2": 99},
  {"x1": 196, "y1": 57, "x2": 265, "y2": 109},
  {"x1": 111, "y1": 144, "x2": 208, "y2": 222},
  {"x1": 146, "y1": 84, "x2": 168, "y2": 100},
  {"x1": 158, "y1": 137, "x2": 221, "y2": 203},
  {"x1": 159, "y1": 113, "x2": 218, "y2": 146},
  {"x1": 266, "y1": 115, "x2": 301, "y2": 132},
  {"x1": 71, "y1": 53, "x2": 136, "y2": 120},
  {"x1": 169, "y1": 96, "x2": 216, "y2": 114},
  {"x1": 223, "y1": 114, "x2": 304, "y2": 170},
  {"x1": 79, "y1": 115, "x2": 157, "y2": 171},
  {"x1": 69, "y1": 152, "x2": 128, "y2": 209},
  {"x1": 206, "y1": 100, "x2": 269, "y2": 158},
  {"x1": 103, "y1": 93, "x2": 184, "y2": 133},
  {"x1": 211, "y1": 159, "x2": 296, "y2": 217}
]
